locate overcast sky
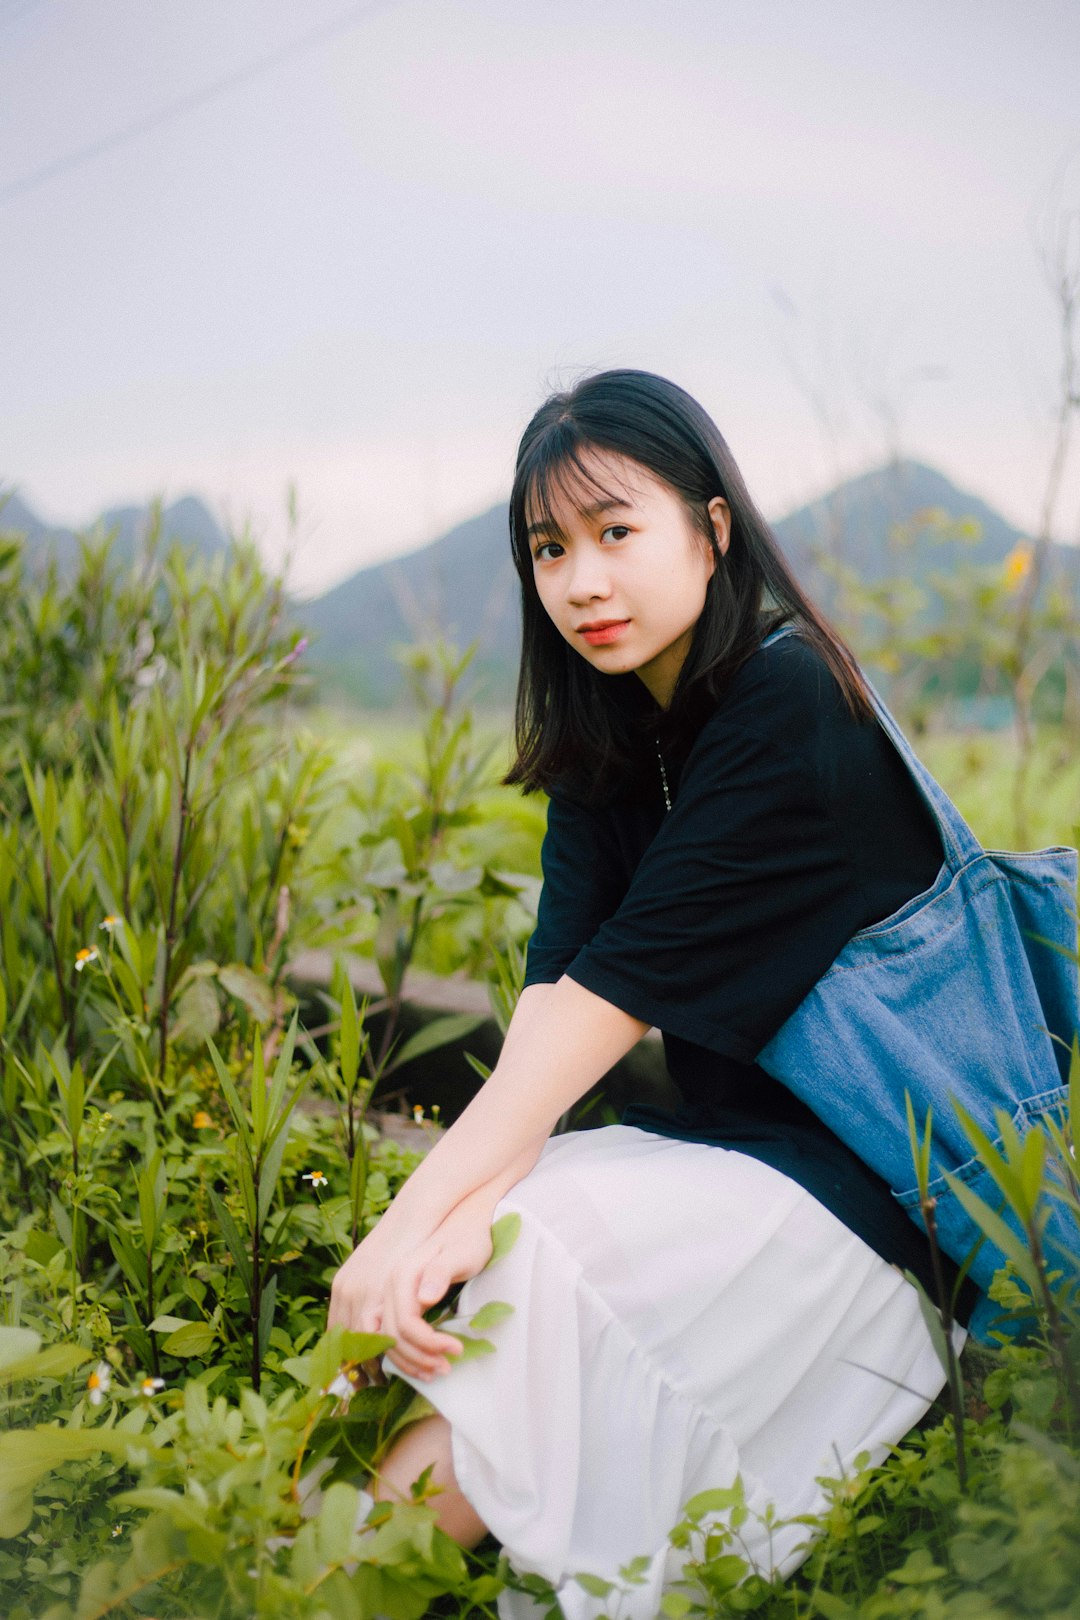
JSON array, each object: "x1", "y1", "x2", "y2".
[{"x1": 3, "y1": 0, "x2": 1079, "y2": 597}]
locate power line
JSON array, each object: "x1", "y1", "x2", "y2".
[{"x1": 0, "y1": 0, "x2": 403, "y2": 207}]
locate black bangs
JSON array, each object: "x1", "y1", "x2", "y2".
[{"x1": 512, "y1": 428, "x2": 635, "y2": 577}]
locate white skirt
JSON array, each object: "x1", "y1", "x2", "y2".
[{"x1": 389, "y1": 1126, "x2": 961, "y2": 1620}]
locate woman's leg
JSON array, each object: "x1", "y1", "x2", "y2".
[{"x1": 373, "y1": 1412, "x2": 490, "y2": 1549}]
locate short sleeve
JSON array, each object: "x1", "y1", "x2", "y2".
[
  {"x1": 522, "y1": 792, "x2": 631, "y2": 987},
  {"x1": 563, "y1": 719, "x2": 868, "y2": 1061}
]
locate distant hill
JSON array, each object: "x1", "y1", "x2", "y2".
[
  {"x1": 298, "y1": 458, "x2": 1056, "y2": 706},
  {"x1": 7, "y1": 461, "x2": 1070, "y2": 710},
  {"x1": 0, "y1": 489, "x2": 230, "y2": 574},
  {"x1": 298, "y1": 503, "x2": 519, "y2": 706}
]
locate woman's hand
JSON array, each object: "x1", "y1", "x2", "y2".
[
  {"x1": 380, "y1": 1192, "x2": 498, "y2": 1380},
  {"x1": 327, "y1": 1219, "x2": 426, "y2": 1337},
  {"x1": 326, "y1": 1187, "x2": 500, "y2": 1383},
  {"x1": 380, "y1": 1194, "x2": 498, "y2": 1380}
]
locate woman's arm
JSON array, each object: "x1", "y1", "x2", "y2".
[
  {"x1": 328, "y1": 977, "x2": 648, "y2": 1338},
  {"x1": 372, "y1": 976, "x2": 646, "y2": 1241}
]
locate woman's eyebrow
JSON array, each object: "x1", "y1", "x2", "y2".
[{"x1": 526, "y1": 498, "x2": 634, "y2": 539}]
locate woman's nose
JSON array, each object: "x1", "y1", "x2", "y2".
[{"x1": 566, "y1": 549, "x2": 612, "y2": 604}]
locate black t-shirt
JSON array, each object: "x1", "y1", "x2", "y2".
[{"x1": 524, "y1": 629, "x2": 977, "y2": 1319}]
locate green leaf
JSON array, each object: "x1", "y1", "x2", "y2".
[
  {"x1": 250, "y1": 1025, "x2": 267, "y2": 1143},
  {"x1": 1019, "y1": 1123, "x2": 1047, "y2": 1213},
  {"x1": 302, "y1": 1325, "x2": 396, "y2": 1394},
  {"x1": 0, "y1": 1324, "x2": 91, "y2": 1386},
  {"x1": 387, "y1": 1013, "x2": 486, "y2": 1072},
  {"x1": 0, "y1": 1326, "x2": 40, "y2": 1370},
  {"x1": 810, "y1": 1594, "x2": 861, "y2": 1620},
  {"x1": 170, "y1": 977, "x2": 220, "y2": 1048},
  {"x1": 682, "y1": 1485, "x2": 743, "y2": 1519},
  {"x1": 446, "y1": 1334, "x2": 494, "y2": 1362},
  {"x1": 0, "y1": 1482, "x2": 35, "y2": 1539},
  {"x1": 350, "y1": 1139, "x2": 368, "y2": 1226},
  {"x1": 484, "y1": 1212, "x2": 522, "y2": 1269},
  {"x1": 23, "y1": 1229, "x2": 62, "y2": 1267},
  {"x1": 318, "y1": 1481, "x2": 365, "y2": 1567},
  {"x1": 266, "y1": 1009, "x2": 301, "y2": 1125},
  {"x1": 888, "y1": 1547, "x2": 948, "y2": 1584},
  {"x1": 463, "y1": 1051, "x2": 492, "y2": 1082},
  {"x1": 208, "y1": 1188, "x2": 252, "y2": 1290},
  {"x1": 218, "y1": 962, "x2": 276, "y2": 1023},
  {"x1": 574, "y1": 1573, "x2": 615, "y2": 1598},
  {"x1": 950, "y1": 1098, "x2": 1026, "y2": 1212},
  {"x1": 114, "y1": 1487, "x2": 210, "y2": 1529},
  {"x1": 468, "y1": 1300, "x2": 514, "y2": 1333},
  {"x1": 339, "y1": 974, "x2": 361, "y2": 1093},
  {"x1": 257, "y1": 1107, "x2": 294, "y2": 1228},
  {"x1": 206, "y1": 1037, "x2": 249, "y2": 1145},
  {"x1": 161, "y1": 1320, "x2": 217, "y2": 1357},
  {"x1": 901, "y1": 1268, "x2": 953, "y2": 1381},
  {"x1": 943, "y1": 1172, "x2": 1042, "y2": 1293},
  {"x1": 478, "y1": 866, "x2": 526, "y2": 899},
  {"x1": 108, "y1": 1228, "x2": 146, "y2": 1291},
  {"x1": 0, "y1": 1342, "x2": 94, "y2": 1382},
  {"x1": 258, "y1": 1272, "x2": 278, "y2": 1362},
  {"x1": 136, "y1": 1149, "x2": 163, "y2": 1251}
]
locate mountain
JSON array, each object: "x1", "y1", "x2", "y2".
[
  {"x1": 6, "y1": 460, "x2": 1065, "y2": 710},
  {"x1": 774, "y1": 459, "x2": 1038, "y2": 593},
  {"x1": 298, "y1": 503, "x2": 518, "y2": 706},
  {"x1": 0, "y1": 488, "x2": 230, "y2": 574},
  {"x1": 298, "y1": 458, "x2": 1048, "y2": 706}
]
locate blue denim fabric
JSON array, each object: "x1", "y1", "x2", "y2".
[{"x1": 755, "y1": 627, "x2": 1080, "y2": 1342}]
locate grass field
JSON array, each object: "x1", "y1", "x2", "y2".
[{"x1": 297, "y1": 700, "x2": 1080, "y2": 863}]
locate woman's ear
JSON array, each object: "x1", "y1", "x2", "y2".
[{"x1": 708, "y1": 496, "x2": 732, "y2": 558}]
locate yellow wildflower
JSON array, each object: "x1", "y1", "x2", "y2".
[
  {"x1": 192, "y1": 1111, "x2": 214, "y2": 1129},
  {"x1": 1003, "y1": 541, "x2": 1033, "y2": 591}
]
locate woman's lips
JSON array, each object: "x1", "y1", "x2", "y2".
[{"x1": 579, "y1": 620, "x2": 630, "y2": 645}]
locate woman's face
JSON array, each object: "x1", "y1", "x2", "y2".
[{"x1": 525, "y1": 448, "x2": 730, "y2": 708}]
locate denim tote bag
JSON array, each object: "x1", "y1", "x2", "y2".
[{"x1": 754, "y1": 627, "x2": 1080, "y2": 1342}]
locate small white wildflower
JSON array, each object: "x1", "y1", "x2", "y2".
[
  {"x1": 323, "y1": 1361, "x2": 364, "y2": 1414},
  {"x1": 140, "y1": 1375, "x2": 166, "y2": 1396},
  {"x1": 301, "y1": 1169, "x2": 327, "y2": 1188},
  {"x1": 99, "y1": 915, "x2": 122, "y2": 934},
  {"x1": 74, "y1": 945, "x2": 99, "y2": 972},
  {"x1": 86, "y1": 1361, "x2": 112, "y2": 1405}
]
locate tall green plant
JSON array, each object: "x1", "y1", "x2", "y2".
[{"x1": 206, "y1": 1015, "x2": 311, "y2": 1392}]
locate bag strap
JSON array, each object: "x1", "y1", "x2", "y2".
[{"x1": 759, "y1": 623, "x2": 983, "y2": 871}]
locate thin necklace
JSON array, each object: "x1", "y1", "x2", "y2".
[{"x1": 656, "y1": 736, "x2": 672, "y2": 813}]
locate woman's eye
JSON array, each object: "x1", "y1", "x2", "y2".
[
  {"x1": 601, "y1": 525, "x2": 630, "y2": 542},
  {"x1": 533, "y1": 540, "x2": 564, "y2": 562}
]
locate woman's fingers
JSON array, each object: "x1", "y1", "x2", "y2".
[
  {"x1": 416, "y1": 1260, "x2": 452, "y2": 1309},
  {"x1": 378, "y1": 1267, "x2": 460, "y2": 1378},
  {"x1": 394, "y1": 1271, "x2": 464, "y2": 1358},
  {"x1": 380, "y1": 1293, "x2": 440, "y2": 1379}
]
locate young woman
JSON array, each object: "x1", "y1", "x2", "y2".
[{"x1": 325, "y1": 369, "x2": 1010, "y2": 1616}]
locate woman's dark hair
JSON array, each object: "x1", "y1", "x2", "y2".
[{"x1": 503, "y1": 367, "x2": 872, "y2": 799}]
